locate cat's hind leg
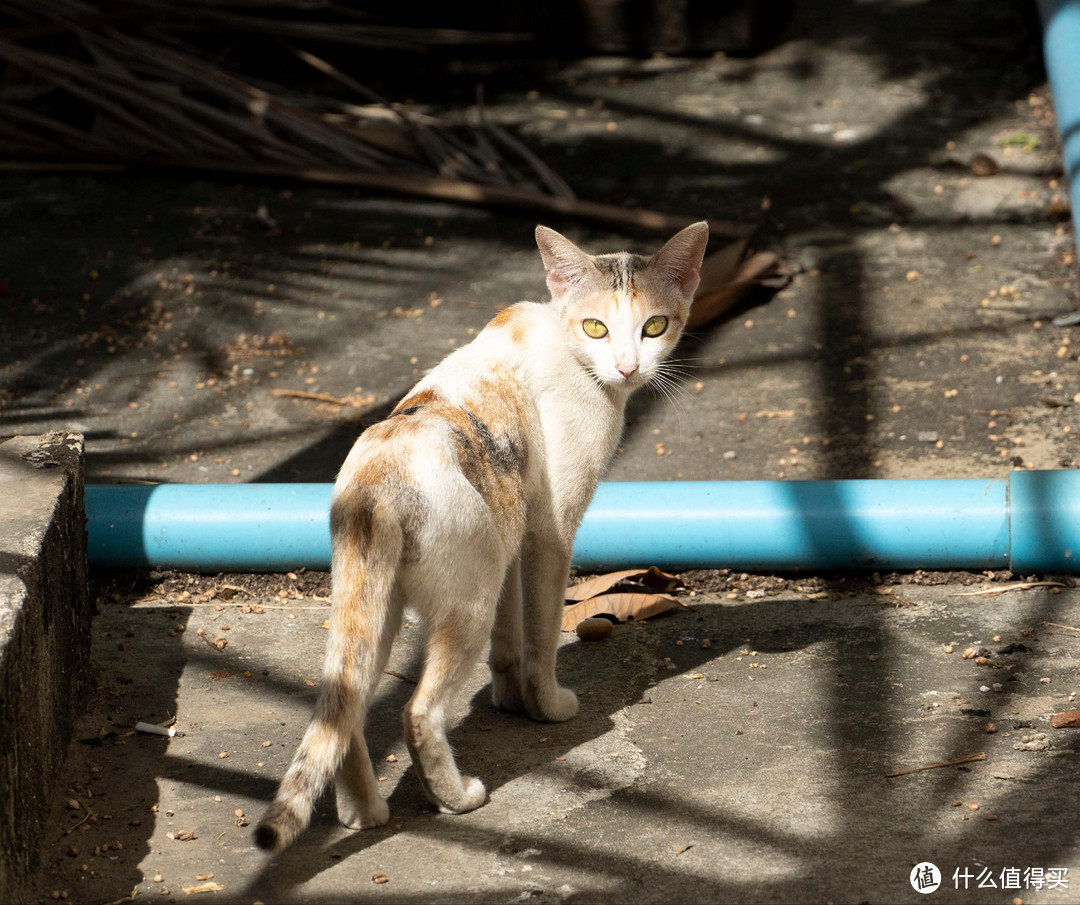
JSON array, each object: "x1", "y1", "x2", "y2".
[
  {"x1": 335, "y1": 726, "x2": 390, "y2": 830},
  {"x1": 490, "y1": 556, "x2": 526, "y2": 713},
  {"x1": 403, "y1": 567, "x2": 503, "y2": 814},
  {"x1": 255, "y1": 496, "x2": 402, "y2": 851},
  {"x1": 334, "y1": 587, "x2": 403, "y2": 831}
]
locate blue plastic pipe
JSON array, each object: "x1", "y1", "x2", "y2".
[
  {"x1": 1040, "y1": 0, "x2": 1080, "y2": 263},
  {"x1": 85, "y1": 470, "x2": 1080, "y2": 573}
]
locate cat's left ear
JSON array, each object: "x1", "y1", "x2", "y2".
[{"x1": 649, "y1": 221, "x2": 710, "y2": 300}]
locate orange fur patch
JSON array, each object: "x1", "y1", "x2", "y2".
[
  {"x1": 392, "y1": 386, "x2": 442, "y2": 414},
  {"x1": 489, "y1": 305, "x2": 528, "y2": 345},
  {"x1": 489, "y1": 306, "x2": 521, "y2": 329}
]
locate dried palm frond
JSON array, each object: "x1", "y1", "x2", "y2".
[{"x1": 0, "y1": 1, "x2": 751, "y2": 234}]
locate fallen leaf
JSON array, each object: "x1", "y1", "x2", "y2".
[
  {"x1": 687, "y1": 243, "x2": 786, "y2": 331},
  {"x1": 561, "y1": 593, "x2": 681, "y2": 632},
  {"x1": 181, "y1": 881, "x2": 225, "y2": 894},
  {"x1": 565, "y1": 567, "x2": 684, "y2": 601}
]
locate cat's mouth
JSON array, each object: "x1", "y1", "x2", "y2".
[{"x1": 601, "y1": 370, "x2": 645, "y2": 390}]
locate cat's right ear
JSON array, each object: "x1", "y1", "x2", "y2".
[{"x1": 535, "y1": 226, "x2": 597, "y2": 304}]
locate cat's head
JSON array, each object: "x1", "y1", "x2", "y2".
[{"x1": 535, "y1": 222, "x2": 709, "y2": 390}]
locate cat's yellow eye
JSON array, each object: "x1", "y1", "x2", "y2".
[
  {"x1": 582, "y1": 318, "x2": 609, "y2": 339},
  {"x1": 642, "y1": 315, "x2": 668, "y2": 337}
]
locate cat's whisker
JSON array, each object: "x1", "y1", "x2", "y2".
[
  {"x1": 658, "y1": 366, "x2": 694, "y2": 383},
  {"x1": 664, "y1": 354, "x2": 710, "y2": 364},
  {"x1": 647, "y1": 369, "x2": 690, "y2": 434}
]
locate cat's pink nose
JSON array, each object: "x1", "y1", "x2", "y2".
[{"x1": 617, "y1": 362, "x2": 639, "y2": 379}]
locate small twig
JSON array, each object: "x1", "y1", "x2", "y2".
[
  {"x1": 886, "y1": 752, "x2": 986, "y2": 778},
  {"x1": 65, "y1": 797, "x2": 96, "y2": 834},
  {"x1": 183, "y1": 601, "x2": 330, "y2": 610},
  {"x1": 270, "y1": 388, "x2": 373, "y2": 407},
  {"x1": 102, "y1": 887, "x2": 138, "y2": 905},
  {"x1": 383, "y1": 669, "x2": 417, "y2": 684},
  {"x1": 195, "y1": 627, "x2": 227, "y2": 651},
  {"x1": 483, "y1": 120, "x2": 577, "y2": 200},
  {"x1": 215, "y1": 583, "x2": 254, "y2": 598},
  {"x1": 1043, "y1": 621, "x2": 1080, "y2": 634},
  {"x1": 950, "y1": 581, "x2": 1068, "y2": 598}
]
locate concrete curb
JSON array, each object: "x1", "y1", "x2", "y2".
[{"x1": 0, "y1": 433, "x2": 89, "y2": 904}]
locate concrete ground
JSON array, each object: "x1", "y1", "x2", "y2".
[
  {"x1": 4, "y1": 0, "x2": 1080, "y2": 901},
  {"x1": 19, "y1": 570, "x2": 1080, "y2": 904}
]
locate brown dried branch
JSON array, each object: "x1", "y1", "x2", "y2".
[
  {"x1": 0, "y1": 5, "x2": 757, "y2": 235},
  {"x1": 885, "y1": 752, "x2": 986, "y2": 778}
]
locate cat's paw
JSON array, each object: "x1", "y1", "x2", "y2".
[
  {"x1": 435, "y1": 776, "x2": 487, "y2": 815},
  {"x1": 491, "y1": 666, "x2": 526, "y2": 713},
  {"x1": 524, "y1": 682, "x2": 579, "y2": 723},
  {"x1": 337, "y1": 794, "x2": 389, "y2": 830}
]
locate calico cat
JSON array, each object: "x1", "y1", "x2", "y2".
[{"x1": 255, "y1": 221, "x2": 709, "y2": 851}]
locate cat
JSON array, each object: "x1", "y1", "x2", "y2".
[{"x1": 255, "y1": 221, "x2": 709, "y2": 851}]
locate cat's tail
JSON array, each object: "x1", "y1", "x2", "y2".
[{"x1": 255, "y1": 494, "x2": 403, "y2": 852}]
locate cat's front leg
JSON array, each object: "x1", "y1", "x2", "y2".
[
  {"x1": 520, "y1": 531, "x2": 578, "y2": 723},
  {"x1": 490, "y1": 557, "x2": 526, "y2": 713}
]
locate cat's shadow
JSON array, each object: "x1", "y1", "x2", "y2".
[{"x1": 238, "y1": 592, "x2": 924, "y2": 902}]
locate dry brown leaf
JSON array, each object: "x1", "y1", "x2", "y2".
[
  {"x1": 561, "y1": 593, "x2": 680, "y2": 632},
  {"x1": 697, "y1": 235, "x2": 750, "y2": 292},
  {"x1": 565, "y1": 567, "x2": 683, "y2": 601},
  {"x1": 687, "y1": 248, "x2": 783, "y2": 331}
]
